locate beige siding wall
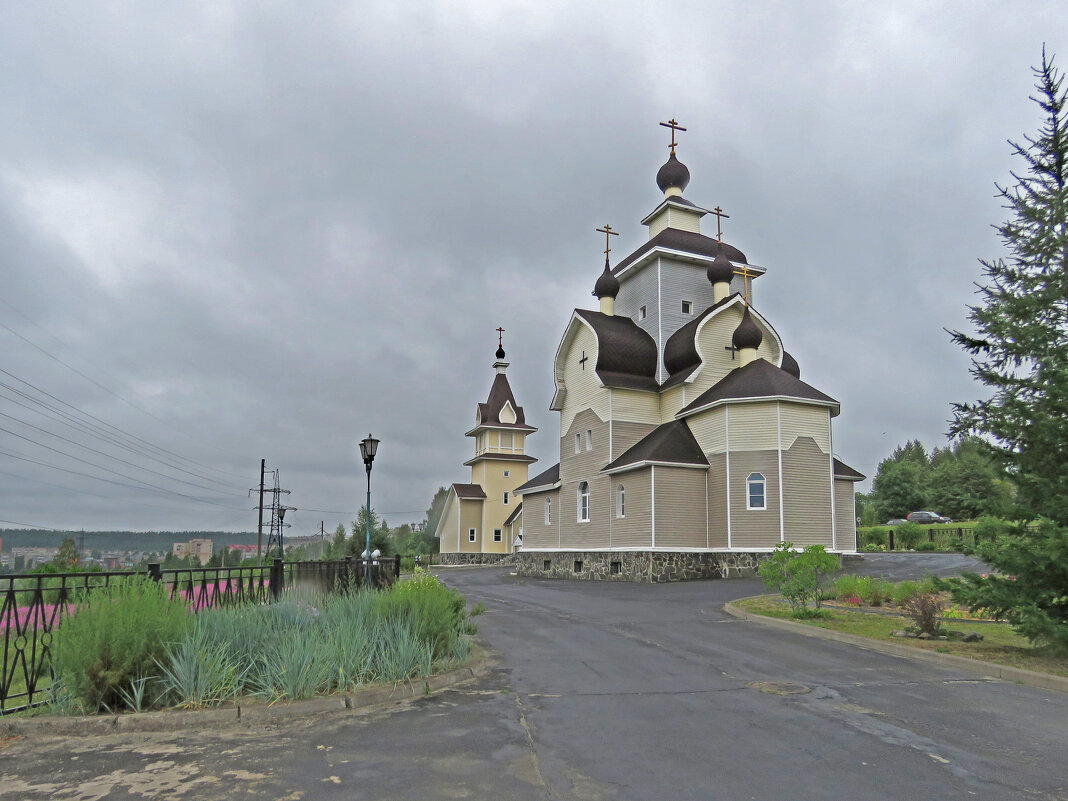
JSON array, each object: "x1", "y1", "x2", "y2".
[
  {"x1": 687, "y1": 406, "x2": 727, "y2": 454},
  {"x1": 561, "y1": 324, "x2": 610, "y2": 433},
  {"x1": 458, "y1": 499, "x2": 484, "y2": 553},
  {"x1": 687, "y1": 306, "x2": 782, "y2": 398},
  {"x1": 780, "y1": 403, "x2": 831, "y2": 453},
  {"x1": 478, "y1": 458, "x2": 531, "y2": 554},
  {"x1": 726, "y1": 402, "x2": 780, "y2": 451},
  {"x1": 609, "y1": 468, "x2": 652, "y2": 548},
  {"x1": 436, "y1": 491, "x2": 460, "y2": 553},
  {"x1": 835, "y1": 480, "x2": 857, "y2": 551},
  {"x1": 659, "y1": 384, "x2": 687, "y2": 421},
  {"x1": 728, "y1": 451, "x2": 780, "y2": 548},
  {"x1": 560, "y1": 409, "x2": 611, "y2": 549},
  {"x1": 706, "y1": 453, "x2": 728, "y2": 547},
  {"x1": 520, "y1": 490, "x2": 560, "y2": 548},
  {"x1": 611, "y1": 420, "x2": 658, "y2": 465},
  {"x1": 653, "y1": 466, "x2": 708, "y2": 548},
  {"x1": 782, "y1": 436, "x2": 834, "y2": 547},
  {"x1": 611, "y1": 388, "x2": 660, "y2": 424}
]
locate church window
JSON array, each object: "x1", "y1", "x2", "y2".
[
  {"x1": 503, "y1": 491, "x2": 509, "y2": 505},
  {"x1": 578, "y1": 481, "x2": 590, "y2": 522},
  {"x1": 545, "y1": 498, "x2": 552, "y2": 524},
  {"x1": 617, "y1": 484, "x2": 625, "y2": 518},
  {"x1": 504, "y1": 470, "x2": 510, "y2": 477},
  {"x1": 682, "y1": 300, "x2": 693, "y2": 314},
  {"x1": 585, "y1": 429, "x2": 592, "y2": 450},
  {"x1": 469, "y1": 528, "x2": 477, "y2": 542},
  {"x1": 494, "y1": 529, "x2": 502, "y2": 542},
  {"x1": 638, "y1": 305, "x2": 647, "y2": 321},
  {"x1": 575, "y1": 433, "x2": 582, "y2": 454},
  {"x1": 746, "y1": 473, "x2": 767, "y2": 511},
  {"x1": 500, "y1": 431, "x2": 513, "y2": 451}
]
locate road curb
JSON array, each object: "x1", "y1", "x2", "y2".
[
  {"x1": 0, "y1": 655, "x2": 488, "y2": 739},
  {"x1": 723, "y1": 600, "x2": 1068, "y2": 695}
]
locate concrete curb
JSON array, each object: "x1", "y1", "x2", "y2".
[
  {"x1": 0, "y1": 655, "x2": 488, "y2": 739},
  {"x1": 723, "y1": 599, "x2": 1068, "y2": 694}
]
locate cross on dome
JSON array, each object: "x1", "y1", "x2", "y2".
[
  {"x1": 659, "y1": 118, "x2": 687, "y2": 154},
  {"x1": 495, "y1": 326, "x2": 506, "y2": 359},
  {"x1": 596, "y1": 223, "x2": 620, "y2": 257}
]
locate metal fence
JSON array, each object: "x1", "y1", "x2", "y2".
[{"x1": 0, "y1": 555, "x2": 400, "y2": 715}]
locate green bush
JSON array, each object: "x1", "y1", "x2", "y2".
[
  {"x1": 860, "y1": 543, "x2": 885, "y2": 552},
  {"x1": 830, "y1": 574, "x2": 863, "y2": 599},
  {"x1": 861, "y1": 578, "x2": 893, "y2": 606},
  {"x1": 858, "y1": 527, "x2": 888, "y2": 548},
  {"x1": 893, "y1": 521, "x2": 925, "y2": 549},
  {"x1": 915, "y1": 541, "x2": 938, "y2": 551},
  {"x1": 758, "y1": 543, "x2": 840, "y2": 612},
  {"x1": 52, "y1": 579, "x2": 192, "y2": 713},
  {"x1": 890, "y1": 580, "x2": 921, "y2": 606},
  {"x1": 973, "y1": 515, "x2": 1011, "y2": 545}
]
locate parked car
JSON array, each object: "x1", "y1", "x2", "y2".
[
  {"x1": 885, "y1": 518, "x2": 908, "y2": 526},
  {"x1": 906, "y1": 511, "x2": 949, "y2": 525}
]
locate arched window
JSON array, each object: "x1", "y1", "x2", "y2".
[
  {"x1": 746, "y1": 473, "x2": 767, "y2": 511},
  {"x1": 578, "y1": 481, "x2": 590, "y2": 522},
  {"x1": 617, "y1": 484, "x2": 625, "y2": 518}
]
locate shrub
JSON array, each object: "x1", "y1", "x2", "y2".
[
  {"x1": 915, "y1": 541, "x2": 938, "y2": 552},
  {"x1": 52, "y1": 579, "x2": 192, "y2": 713},
  {"x1": 859, "y1": 527, "x2": 888, "y2": 548},
  {"x1": 830, "y1": 574, "x2": 863, "y2": 599},
  {"x1": 156, "y1": 622, "x2": 247, "y2": 708},
  {"x1": 860, "y1": 543, "x2": 885, "y2": 552},
  {"x1": 891, "y1": 580, "x2": 921, "y2": 606},
  {"x1": 758, "y1": 543, "x2": 840, "y2": 612},
  {"x1": 894, "y1": 521, "x2": 925, "y2": 550},
  {"x1": 973, "y1": 515, "x2": 1011, "y2": 545},
  {"x1": 861, "y1": 578, "x2": 893, "y2": 606},
  {"x1": 902, "y1": 592, "x2": 944, "y2": 635}
]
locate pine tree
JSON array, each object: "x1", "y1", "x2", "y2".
[{"x1": 950, "y1": 49, "x2": 1068, "y2": 526}]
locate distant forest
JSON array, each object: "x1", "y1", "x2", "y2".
[{"x1": 0, "y1": 530, "x2": 258, "y2": 553}]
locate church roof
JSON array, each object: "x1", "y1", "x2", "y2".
[
  {"x1": 574, "y1": 310, "x2": 659, "y2": 391},
  {"x1": 503, "y1": 501, "x2": 523, "y2": 527},
  {"x1": 833, "y1": 458, "x2": 865, "y2": 481},
  {"x1": 471, "y1": 372, "x2": 536, "y2": 432},
  {"x1": 613, "y1": 228, "x2": 748, "y2": 277},
  {"x1": 452, "y1": 483, "x2": 486, "y2": 500},
  {"x1": 463, "y1": 452, "x2": 538, "y2": 466},
  {"x1": 662, "y1": 293, "x2": 741, "y2": 387},
  {"x1": 678, "y1": 358, "x2": 839, "y2": 417},
  {"x1": 603, "y1": 419, "x2": 709, "y2": 473},
  {"x1": 514, "y1": 462, "x2": 560, "y2": 494}
]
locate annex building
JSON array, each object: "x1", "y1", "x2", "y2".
[{"x1": 509, "y1": 124, "x2": 863, "y2": 581}]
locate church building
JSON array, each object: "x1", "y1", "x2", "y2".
[
  {"x1": 434, "y1": 332, "x2": 538, "y2": 564},
  {"x1": 512, "y1": 122, "x2": 863, "y2": 581}
]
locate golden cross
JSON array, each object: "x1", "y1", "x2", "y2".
[
  {"x1": 496, "y1": 326, "x2": 505, "y2": 349},
  {"x1": 735, "y1": 264, "x2": 758, "y2": 305},
  {"x1": 596, "y1": 224, "x2": 620, "y2": 256},
  {"x1": 659, "y1": 118, "x2": 687, "y2": 154},
  {"x1": 712, "y1": 206, "x2": 730, "y2": 242}
]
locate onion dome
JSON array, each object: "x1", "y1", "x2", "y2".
[
  {"x1": 496, "y1": 344, "x2": 506, "y2": 359},
  {"x1": 706, "y1": 247, "x2": 734, "y2": 286},
  {"x1": 780, "y1": 351, "x2": 800, "y2": 379},
  {"x1": 732, "y1": 306, "x2": 763, "y2": 351},
  {"x1": 593, "y1": 258, "x2": 620, "y2": 299},
  {"x1": 656, "y1": 153, "x2": 690, "y2": 194}
]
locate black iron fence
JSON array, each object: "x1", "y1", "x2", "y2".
[{"x1": 0, "y1": 555, "x2": 400, "y2": 715}]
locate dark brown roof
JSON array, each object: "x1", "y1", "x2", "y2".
[
  {"x1": 613, "y1": 228, "x2": 747, "y2": 276},
  {"x1": 662, "y1": 293, "x2": 741, "y2": 387},
  {"x1": 503, "y1": 502, "x2": 523, "y2": 527},
  {"x1": 514, "y1": 463, "x2": 560, "y2": 494},
  {"x1": 603, "y1": 420, "x2": 709, "y2": 472},
  {"x1": 833, "y1": 459, "x2": 865, "y2": 481},
  {"x1": 678, "y1": 358, "x2": 839, "y2": 416},
  {"x1": 575, "y1": 310, "x2": 659, "y2": 392},
  {"x1": 477, "y1": 373, "x2": 527, "y2": 427},
  {"x1": 464, "y1": 452, "x2": 538, "y2": 467},
  {"x1": 452, "y1": 483, "x2": 486, "y2": 500}
]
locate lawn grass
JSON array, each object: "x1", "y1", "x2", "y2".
[{"x1": 734, "y1": 595, "x2": 1068, "y2": 678}]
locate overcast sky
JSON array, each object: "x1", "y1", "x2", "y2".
[{"x1": 1, "y1": 2, "x2": 1065, "y2": 536}]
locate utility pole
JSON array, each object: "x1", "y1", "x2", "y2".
[
  {"x1": 250, "y1": 459, "x2": 266, "y2": 559},
  {"x1": 262, "y1": 468, "x2": 294, "y2": 559}
]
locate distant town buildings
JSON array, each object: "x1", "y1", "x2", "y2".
[{"x1": 172, "y1": 538, "x2": 214, "y2": 565}]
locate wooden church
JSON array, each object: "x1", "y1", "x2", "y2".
[{"x1": 507, "y1": 122, "x2": 864, "y2": 581}]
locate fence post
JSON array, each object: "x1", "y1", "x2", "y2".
[
  {"x1": 148, "y1": 563, "x2": 162, "y2": 583},
  {"x1": 394, "y1": 553, "x2": 401, "y2": 582},
  {"x1": 929, "y1": 530, "x2": 935, "y2": 544},
  {"x1": 888, "y1": 529, "x2": 895, "y2": 551},
  {"x1": 270, "y1": 558, "x2": 284, "y2": 601}
]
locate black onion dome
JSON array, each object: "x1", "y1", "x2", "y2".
[
  {"x1": 593, "y1": 259, "x2": 620, "y2": 299},
  {"x1": 706, "y1": 247, "x2": 734, "y2": 286},
  {"x1": 780, "y1": 351, "x2": 800, "y2": 379},
  {"x1": 656, "y1": 153, "x2": 690, "y2": 194},
  {"x1": 732, "y1": 307, "x2": 763, "y2": 350},
  {"x1": 496, "y1": 345, "x2": 506, "y2": 359}
]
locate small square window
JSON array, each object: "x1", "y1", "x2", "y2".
[
  {"x1": 503, "y1": 470, "x2": 510, "y2": 477},
  {"x1": 494, "y1": 529, "x2": 502, "y2": 542},
  {"x1": 468, "y1": 528, "x2": 477, "y2": 542},
  {"x1": 682, "y1": 300, "x2": 693, "y2": 314},
  {"x1": 638, "y1": 305, "x2": 647, "y2": 321},
  {"x1": 543, "y1": 559, "x2": 552, "y2": 571},
  {"x1": 610, "y1": 561, "x2": 622, "y2": 575},
  {"x1": 573, "y1": 560, "x2": 583, "y2": 573}
]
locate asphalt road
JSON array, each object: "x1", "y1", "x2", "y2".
[{"x1": 1, "y1": 555, "x2": 1064, "y2": 801}]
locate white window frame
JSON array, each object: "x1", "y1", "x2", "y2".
[
  {"x1": 575, "y1": 433, "x2": 582, "y2": 454},
  {"x1": 585, "y1": 429, "x2": 593, "y2": 451},
  {"x1": 503, "y1": 470, "x2": 510, "y2": 477},
  {"x1": 468, "y1": 528, "x2": 477, "y2": 542},
  {"x1": 545, "y1": 497, "x2": 552, "y2": 525},
  {"x1": 682, "y1": 300, "x2": 693, "y2": 315},
  {"x1": 493, "y1": 529, "x2": 502, "y2": 542},
  {"x1": 617, "y1": 484, "x2": 625, "y2": 518},
  {"x1": 746, "y1": 473, "x2": 767, "y2": 511},
  {"x1": 638, "y1": 305, "x2": 647, "y2": 321},
  {"x1": 503, "y1": 491, "x2": 509, "y2": 505},
  {"x1": 578, "y1": 481, "x2": 590, "y2": 522}
]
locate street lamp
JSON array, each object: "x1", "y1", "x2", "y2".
[
  {"x1": 277, "y1": 506, "x2": 287, "y2": 560},
  {"x1": 359, "y1": 434, "x2": 380, "y2": 584}
]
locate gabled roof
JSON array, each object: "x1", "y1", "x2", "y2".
[
  {"x1": 503, "y1": 502, "x2": 523, "y2": 527},
  {"x1": 574, "y1": 310, "x2": 659, "y2": 392},
  {"x1": 474, "y1": 373, "x2": 533, "y2": 430},
  {"x1": 602, "y1": 420, "x2": 709, "y2": 474},
  {"x1": 833, "y1": 459, "x2": 866, "y2": 481},
  {"x1": 613, "y1": 228, "x2": 748, "y2": 277},
  {"x1": 452, "y1": 483, "x2": 486, "y2": 500},
  {"x1": 678, "y1": 358, "x2": 839, "y2": 417},
  {"x1": 514, "y1": 462, "x2": 560, "y2": 494}
]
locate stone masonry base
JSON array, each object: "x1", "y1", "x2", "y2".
[
  {"x1": 515, "y1": 550, "x2": 784, "y2": 582},
  {"x1": 438, "y1": 552, "x2": 515, "y2": 566}
]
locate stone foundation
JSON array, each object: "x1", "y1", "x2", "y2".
[
  {"x1": 438, "y1": 552, "x2": 515, "y2": 566},
  {"x1": 515, "y1": 550, "x2": 789, "y2": 582}
]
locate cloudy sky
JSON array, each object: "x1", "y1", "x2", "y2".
[{"x1": 1, "y1": 2, "x2": 1064, "y2": 535}]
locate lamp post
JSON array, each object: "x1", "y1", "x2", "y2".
[
  {"x1": 359, "y1": 434, "x2": 380, "y2": 584},
  {"x1": 277, "y1": 506, "x2": 289, "y2": 560}
]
